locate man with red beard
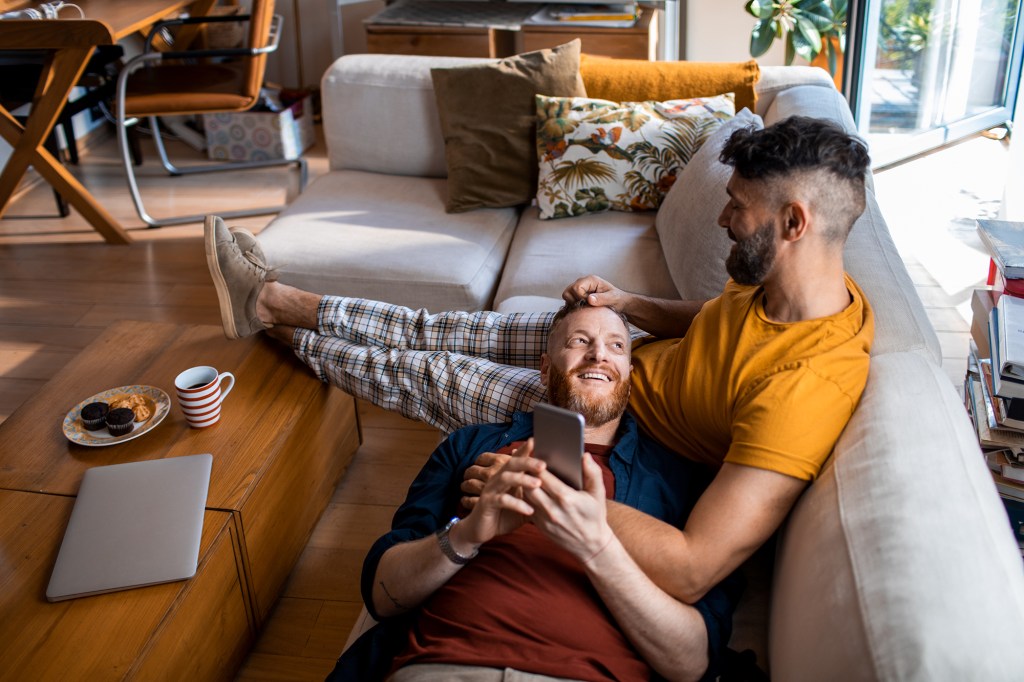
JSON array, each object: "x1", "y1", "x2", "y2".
[{"x1": 327, "y1": 301, "x2": 740, "y2": 682}]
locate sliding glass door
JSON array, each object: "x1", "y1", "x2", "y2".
[{"x1": 850, "y1": 0, "x2": 1024, "y2": 168}]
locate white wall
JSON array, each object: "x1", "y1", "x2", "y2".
[
  {"x1": 265, "y1": 0, "x2": 385, "y2": 90},
  {"x1": 684, "y1": 0, "x2": 787, "y2": 65}
]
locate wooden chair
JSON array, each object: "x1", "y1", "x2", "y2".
[
  {"x1": 114, "y1": 0, "x2": 306, "y2": 227},
  {"x1": 0, "y1": 45, "x2": 124, "y2": 217}
]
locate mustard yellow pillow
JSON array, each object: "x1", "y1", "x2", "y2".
[{"x1": 580, "y1": 56, "x2": 761, "y2": 114}]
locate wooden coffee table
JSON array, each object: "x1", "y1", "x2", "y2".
[{"x1": 0, "y1": 320, "x2": 361, "y2": 680}]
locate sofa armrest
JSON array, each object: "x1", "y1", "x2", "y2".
[
  {"x1": 319, "y1": 53, "x2": 487, "y2": 178},
  {"x1": 770, "y1": 352, "x2": 1024, "y2": 680}
]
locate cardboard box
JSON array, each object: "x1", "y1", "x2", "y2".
[{"x1": 204, "y1": 96, "x2": 314, "y2": 162}]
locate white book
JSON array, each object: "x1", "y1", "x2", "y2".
[
  {"x1": 989, "y1": 306, "x2": 1024, "y2": 399},
  {"x1": 997, "y1": 295, "x2": 1024, "y2": 380}
]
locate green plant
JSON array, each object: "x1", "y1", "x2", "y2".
[{"x1": 746, "y1": 0, "x2": 848, "y2": 76}]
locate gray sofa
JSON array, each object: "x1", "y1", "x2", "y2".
[{"x1": 257, "y1": 55, "x2": 1024, "y2": 679}]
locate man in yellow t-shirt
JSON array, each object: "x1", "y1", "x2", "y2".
[
  {"x1": 560, "y1": 116, "x2": 874, "y2": 601},
  {"x1": 205, "y1": 115, "x2": 873, "y2": 607}
]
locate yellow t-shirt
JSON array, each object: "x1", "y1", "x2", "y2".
[{"x1": 629, "y1": 274, "x2": 874, "y2": 481}]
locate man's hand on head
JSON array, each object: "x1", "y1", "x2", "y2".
[{"x1": 562, "y1": 275, "x2": 629, "y2": 310}]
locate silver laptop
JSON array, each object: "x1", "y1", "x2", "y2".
[{"x1": 46, "y1": 453, "x2": 213, "y2": 602}]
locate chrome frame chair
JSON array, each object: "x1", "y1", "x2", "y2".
[{"x1": 115, "y1": 11, "x2": 307, "y2": 228}]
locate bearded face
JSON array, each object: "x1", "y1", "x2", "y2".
[
  {"x1": 546, "y1": 358, "x2": 630, "y2": 428},
  {"x1": 726, "y1": 219, "x2": 777, "y2": 286}
]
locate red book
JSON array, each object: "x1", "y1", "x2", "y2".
[{"x1": 994, "y1": 265, "x2": 1024, "y2": 299}]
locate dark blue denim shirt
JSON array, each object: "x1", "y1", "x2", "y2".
[{"x1": 328, "y1": 411, "x2": 744, "y2": 682}]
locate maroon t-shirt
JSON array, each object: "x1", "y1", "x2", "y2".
[{"x1": 390, "y1": 442, "x2": 651, "y2": 682}]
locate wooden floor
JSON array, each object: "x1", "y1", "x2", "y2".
[
  {"x1": 0, "y1": 129, "x2": 442, "y2": 680},
  {"x1": 0, "y1": 122, "x2": 1004, "y2": 678}
]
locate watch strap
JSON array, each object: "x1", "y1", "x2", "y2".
[{"x1": 436, "y1": 517, "x2": 477, "y2": 565}]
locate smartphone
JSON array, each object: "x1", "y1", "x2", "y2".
[{"x1": 532, "y1": 403, "x2": 585, "y2": 489}]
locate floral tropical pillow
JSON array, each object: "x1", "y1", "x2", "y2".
[{"x1": 535, "y1": 93, "x2": 735, "y2": 220}]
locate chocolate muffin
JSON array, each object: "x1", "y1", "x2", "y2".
[
  {"x1": 105, "y1": 407, "x2": 136, "y2": 436},
  {"x1": 80, "y1": 401, "x2": 109, "y2": 431}
]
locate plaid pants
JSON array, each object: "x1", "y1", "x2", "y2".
[{"x1": 292, "y1": 297, "x2": 556, "y2": 434}]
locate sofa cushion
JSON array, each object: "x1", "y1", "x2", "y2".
[
  {"x1": 321, "y1": 54, "x2": 488, "y2": 178},
  {"x1": 430, "y1": 40, "x2": 587, "y2": 213},
  {"x1": 492, "y1": 209, "x2": 679, "y2": 313},
  {"x1": 770, "y1": 352, "x2": 1024, "y2": 680},
  {"x1": 535, "y1": 93, "x2": 734, "y2": 220},
  {"x1": 257, "y1": 170, "x2": 518, "y2": 311},
  {"x1": 655, "y1": 108, "x2": 763, "y2": 302},
  {"x1": 581, "y1": 55, "x2": 761, "y2": 114}
]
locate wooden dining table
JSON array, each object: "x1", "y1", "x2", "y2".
[{"x1": 0, "y1": 0, "x2": 215, "y2": 244}]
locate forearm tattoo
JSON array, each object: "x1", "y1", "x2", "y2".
[{"x1": 379, "y1": 580, "x2": 411, "y2": 612}]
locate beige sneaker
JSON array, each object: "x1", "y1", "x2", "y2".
[
  {"x1": 204, "y1": 215, "x2": 274, "y2": 339},
  {"x1": 228, "y1": 226, "x2": 265, "y2": 264}
]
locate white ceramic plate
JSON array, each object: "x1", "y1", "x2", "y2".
[{"x1": 62, "y1": 385, "x2": 171, "y2": 447}]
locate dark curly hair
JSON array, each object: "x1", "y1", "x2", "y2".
[{"x1": 720, "y1": 116, "x2": 870, "y2": 243}]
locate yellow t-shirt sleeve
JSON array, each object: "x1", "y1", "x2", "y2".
[{"x1": 726, "y1": 365, "x2": 857, "y2": 480}]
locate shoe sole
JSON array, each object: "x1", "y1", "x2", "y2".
[{"x1": 204, "y1": 215, "x2": 242, "y2": 340}]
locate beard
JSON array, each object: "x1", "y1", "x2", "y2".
[
  {"x1": 546, "y1": 362, "x2": 630, "y2": 428},
  {"x1": 726, "y1": 220, "x2": 777, "y2": 286}
]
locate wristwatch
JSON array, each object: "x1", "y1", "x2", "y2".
[{"x1": 436, "y1": 517, "x2": 478, "y2": 565}]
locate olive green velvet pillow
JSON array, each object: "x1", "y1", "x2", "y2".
[{"x1": 430, "y1": 40, "x2": 587, "y2": 213}]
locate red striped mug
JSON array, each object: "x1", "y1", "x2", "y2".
[{"x1": 174, "y1": 366, "x2": 235, "y2": 428}]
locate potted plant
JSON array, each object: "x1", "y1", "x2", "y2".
[{"x1": 745, "y1": 0, "x2": 848, "y2": 80}]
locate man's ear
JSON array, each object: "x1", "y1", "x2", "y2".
[
  {"x1": 781, "y1": 200, "x2": 811, "y2": 242},
  {"x1": 539, "y1": 353, "x2": 550, "y2": 387}
]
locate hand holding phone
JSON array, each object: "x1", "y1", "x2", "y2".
[{"x1": 532, "y1": 403, "x2": 585, "y2": 489}]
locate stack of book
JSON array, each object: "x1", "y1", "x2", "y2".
[
  {"x1": 967, "y1": 219, "x2": 1024, "y2": 556},
  {"x1": 965, "y1": 348, "x2": 1024, "y2": 556}
]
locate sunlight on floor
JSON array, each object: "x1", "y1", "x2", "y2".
[{"x1": 874, "y1": 133, "x2": 1010, "y2": 325}]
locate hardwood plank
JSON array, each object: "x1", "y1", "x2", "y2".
[
  {"x1": 234, "y1": 652, "x2": 337, "y2": 682},
  {"x1": 357, "y1": 399, "x2": 442, "y2": 432},
  {"x1": 0, "y1": 377, "x2": 45, "y2": 421},
  {"x1": 305, "y1": 600, "x2": 365, "y2": 660},
  {"x1": 0, "y1": 323, "x2": 103, "y2": 351},
  {"x1": 279, "y1": 545, "x2": 363, "y2": 603},
  {"x1": 0, "y1": 348, "x2": 80, "y2": 380},
  {"x1": 333, "y1": 434, "x2": 437, "y2": 506},
  {"x1": 251, "y1": 598, "x2": 361, "y2": 660},
  {"x1": 306, "y1": 502, "x2": 395, "y2": 550},
  {"x1": 251, "y1": 598, "x2": 324, "y2": 656}
]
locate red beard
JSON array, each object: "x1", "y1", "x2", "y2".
[{"x1": 546, "y1": 362, "x2": 630, "y2": 428}]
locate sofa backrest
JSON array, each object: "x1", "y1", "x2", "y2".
[
  {"x1": 759, "y1": 79, "x2": 939, "y2": 362},
  {"x1": 320, "y1": 54, "x2": 485, "y2": 178}
]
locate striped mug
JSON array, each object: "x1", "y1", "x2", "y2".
[{"x1": 174, "y1": 366, "x2": 235, "y2": 428}]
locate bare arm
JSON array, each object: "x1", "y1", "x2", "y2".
[
  {"x1": 371, "y1": 457, "x2": 543, "y2": 617},
  {"x1": 607, "y1": 463, "x2": 808, "y2": 604},
  {"x1": 562, "y1": 275, "x2": 706, "y2": 339},
  {"x1": 527, "y1": 453, "x2": 711, "y2": 681}
]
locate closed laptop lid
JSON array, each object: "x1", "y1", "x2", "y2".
[{"x1": 46, "y1": 453, "x2": 213, "y2": 602}]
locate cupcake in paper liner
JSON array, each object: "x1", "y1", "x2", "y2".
[
  {"x1": 80, "y1": 401, "x2": 109, "y2": 431},
  {"x1": 105, "y1": 407, "x2": 135, "y2": 436}
]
